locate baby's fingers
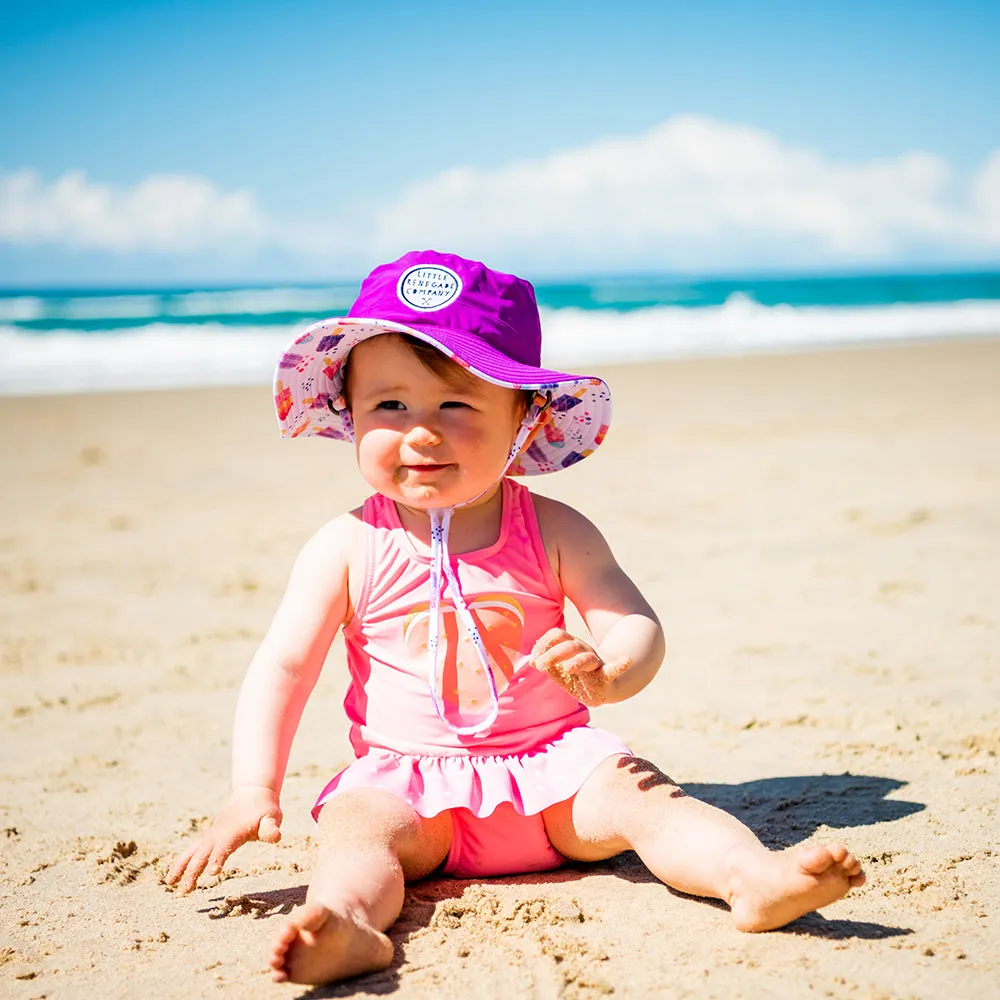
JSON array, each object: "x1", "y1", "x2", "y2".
[
  {"x1": 204, "y1": 840, "x2": 239, "y2": 881},
  {"x1": 174, "y1": 841, "x2": 215, "y2": 894},
  {"x1": 557, "y1": 650, "x2": 603, "y2": 676},
  {"x1": 531, "y1": 628, "x2": 572, "y2": 659},
  {"x1": 165, "y1": 842, "x2": 200, "y2": 887},
  {"x1": 531, "y1": 646, "x2": 573, "y2": 683},
  {"x1": 602, "y1": 656, "x2": 631, "y2": 684},
  {"x1": 203, "y1": 822, "x2": 263, "y2": 880},
  {"x1": 258, "y1": 814, "x2": 282, "y2": 844},
  {"x1": 533, "y1": 636, "x2": 601, "y2": 678}
]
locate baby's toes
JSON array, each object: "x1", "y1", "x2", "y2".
[
  {"x1": 269, "y1": 920, "x2": 299, "y2": 979},
  {"x1": 798, "y1": 844, "x2": 840, "y2": 876},
  {"x1": 844, "y1": 853, "x2": 867, "y2": 887},
  {"x1": 271, "y1": 919, "x2": 300, "y2": 954},
  {"x1": 827, "y1": 843, "x2": 849, "y2": 866},
  {"x1": 841, "y1": 851, "x2": 861, "y2": 875},
  {"x1": 289, "y1": 902, "x2": 331, "y2": 941}
]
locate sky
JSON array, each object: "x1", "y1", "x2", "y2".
[{"x1": 1, "y1": 0, "x2": 999, "y2": 285}]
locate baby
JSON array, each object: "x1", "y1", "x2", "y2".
[{"x1": 167, "y1": 250, "x2": 865, "y2": 985}]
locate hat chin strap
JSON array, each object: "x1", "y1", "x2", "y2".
[{"x1": 426, "y1": 395, "x2": 548, "y2": 736}]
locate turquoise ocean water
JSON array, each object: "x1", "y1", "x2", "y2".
[{"x1": 2, "y1": 270, "x2": 999, "y2": 395}]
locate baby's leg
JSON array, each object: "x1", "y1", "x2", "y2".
[
  {"x1": 270, "y1": 789, "x2": 451, "y2": 985},
  {"x1": 543, "y1": 756, "x2": 864, "y2": 932}
]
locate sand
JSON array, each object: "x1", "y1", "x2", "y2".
[{"x1": 1, "y1": 337, "x2": 998, "y2": 999}]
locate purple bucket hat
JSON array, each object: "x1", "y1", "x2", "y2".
[{"x1": 273, "y1": 250, "x2": 611, "y2": 475}]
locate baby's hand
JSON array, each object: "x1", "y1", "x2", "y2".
[
  {"x1": 530, "y1": 628, "x2": 630, "y2": 707},
  {"x1": 165, "y1": 786, "x2": 282, "y2": 894}
]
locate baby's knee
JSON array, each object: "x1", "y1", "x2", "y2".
[
  {"x1": 317, "y1": 790, "x2": 416, "y2": 844},
  {"x1": 577, "y1": 755, "x2": 686, "y2": 837},
  {"x1": 316, "y1": 790, "x2": 451, "y2": 873}
]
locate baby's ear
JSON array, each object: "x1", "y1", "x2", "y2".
[{"x1": 514, "y1": 389, "x2": 537, "y2": 420}]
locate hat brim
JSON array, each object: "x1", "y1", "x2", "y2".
[{"x1": 273, "y1": 317, "x2": 612, "y2": 475}]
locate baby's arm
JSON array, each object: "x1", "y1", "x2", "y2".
[
  {"x1": 532, "y1": 497, "x2": 665, "y2": 706},
  {"x1": 167, "y1": 513, "x2": 358, "y2": 892}
]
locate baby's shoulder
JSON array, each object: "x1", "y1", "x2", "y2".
[
  {"x1": 294, "y1": 509, "x2": 366, "y2": 573},
  {"x1": 530, "y1": 492, "x2": 606, "y2": 541},
  {"x1": 309, "y1": 507, "x2": 365, "y2": 543},
  {"x1": 276, "y1": 511, "x2": 365, "y2": 620}
]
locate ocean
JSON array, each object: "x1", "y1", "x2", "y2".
[{"x1": 2, "y1": 270, "x2": 999, "y2": 395}]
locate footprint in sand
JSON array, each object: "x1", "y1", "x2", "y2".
[
  {"x1": 209, "y1": 894, "x2": 278, "y2": 919},
  {"x1": 96, "y1": 839, "x2": 160, "y2": 885}
]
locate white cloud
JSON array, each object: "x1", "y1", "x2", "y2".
[
  {"x1": 368, "y1": 115, "x2": 1000, "y2": 270},
  {"x1": 3, "y1": 117, "x2": 1000, "y2": 271},
  {"x1": 0, "y1": 169, "x2": 268, "y2": 252}
]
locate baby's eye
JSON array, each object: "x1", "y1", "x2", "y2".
[
  {"x1": 376, "y1": 400, "x2": 405, "y2": 411},
  {"x1": 440, "y1": 400, "x2": 471, "y2": 409}
]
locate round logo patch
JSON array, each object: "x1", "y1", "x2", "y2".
[{"x1": 397, "y1": 265, "x2": 462, "y2": 312}]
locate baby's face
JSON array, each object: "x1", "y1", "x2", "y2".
[{"x1": 347, "y1": 334, "x2": 525, "y2": 510}]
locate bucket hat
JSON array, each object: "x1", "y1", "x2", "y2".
[{"x1": 273, "y1": 250, "x2": 611, "y2": 476}]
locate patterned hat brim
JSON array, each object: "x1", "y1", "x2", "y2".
[{"x1": 273, "y1": 317, "x2": 612, "y2": 476}]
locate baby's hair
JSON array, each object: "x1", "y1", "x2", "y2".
[
  {"x1": 344, "y1": 333, "x2": 531, "y2": 416},
  {"x1": 399, "y1": 334, "x2": 481, "y2": 389}
]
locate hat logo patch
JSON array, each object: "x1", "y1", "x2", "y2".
[{"x1": 397, "y1": 265, "x2": 462, "y2": 312}]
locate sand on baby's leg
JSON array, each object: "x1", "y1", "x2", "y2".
[
  {"x1": 269, "y1": 789, "x2": 452, "y2": 985},
  {"x1": 543, "y1": 755, "x2": 865, "y2": 932}
]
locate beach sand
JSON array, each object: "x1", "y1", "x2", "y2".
[{"x1": 2, "y1": 337, "x2": 998, "y2": 999}]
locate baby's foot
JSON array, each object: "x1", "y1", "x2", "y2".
[
  {"x1": 268, "y1": 902, "x2": 393, "y2": 985},
  {"x1": 724, "y1": 842, "x2": 866, "y2": 932}
]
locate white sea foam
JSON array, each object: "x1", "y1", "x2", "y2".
[
  {"x1": 540, "y1": 295, "x2": 1000, "y2": 368},
  {"x1": 0, "y1": 296, "x2": 45, "y2": 322},
  {"x1": 59, "y1": 294, "x2": 164, "y2": 320},
  {"x1": 2, "y1": 297, "x2": 999, "y2": 396},
  {"x1": 0, "y1": 323, "x2": 296, "y2": 396}
]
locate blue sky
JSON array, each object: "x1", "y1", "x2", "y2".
[{"x1": 2, "y1": 0, "x2": 999, "y2": 284}]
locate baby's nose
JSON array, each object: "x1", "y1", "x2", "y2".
[{"x1": 405, "y1": 421, "x2": 442, "y2": 446}]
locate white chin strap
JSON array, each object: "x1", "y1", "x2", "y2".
[{"x1": 426, "y1": 395, "x2": 548, "y2": 736}]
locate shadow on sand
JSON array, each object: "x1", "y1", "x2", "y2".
[{"x1": 681, "y1": 771, "x2": 925, "y2": 849}]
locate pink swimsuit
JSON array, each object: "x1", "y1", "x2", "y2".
[{"x1": 312, "y1": 478, "x2": 629, "y2": 877}]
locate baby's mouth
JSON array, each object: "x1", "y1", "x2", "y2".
[{"x1": 404, "y1": 463, "x2": 450, "y2": 474}]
